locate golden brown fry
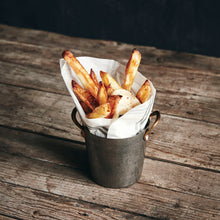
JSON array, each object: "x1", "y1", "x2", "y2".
[
  {"x1": 122, "y1": 49, "x2": 141, "y2": 91},
  {"x1": 97, "y1": 81, "x2": 108, "y2": 105},
  {"x1": 136, "y1": 80, "x2": 152, "y2": 103},
  {"x1": 63, "y1": 50, "x2": 98, "y2": 98},
  {"x1": 71, "y1": 80, "x2": 98, "y2": 110},
  {"x1": 107, "y1": 95, "x2": 122, "y2": 118},
  {"x1": 100, "y1": 71, "x2": 121, "y2": 91},
  {"x1": 80, "y1": 101, "x2": 92, "y2": 114},
  {"x1": 87, "y1": 103, "x2": 111, "y2": 119},
  {"x1": 106, "y1": 84, "x2": 114, "y2": 96},
  {"x1": 90, "y1": 69, "x2": 99, "y2": 88}
]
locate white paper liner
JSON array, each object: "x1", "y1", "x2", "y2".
[{"x1": 60, "y1": 57, "x2": 156, "y2": 139}]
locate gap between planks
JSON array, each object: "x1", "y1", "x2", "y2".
[{"x1": 0, "y1": 214, "x2": 20, "y2": 220}]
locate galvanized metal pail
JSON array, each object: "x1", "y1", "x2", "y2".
[{"x1": 72, "y1": 108, "x2": 160, "y2": 188}]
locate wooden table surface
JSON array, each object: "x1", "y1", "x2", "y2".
[{"x1": 0, "y1": 24, "x2": 219, "y2": 220}]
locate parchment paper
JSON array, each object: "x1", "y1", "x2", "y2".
[{"x1": 60, "y1": 57, "x2": 156, "y2": 139}]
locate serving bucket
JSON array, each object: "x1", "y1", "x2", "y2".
[{"x1": 72, "y1": 108, "x2": 160, "y2": 188}]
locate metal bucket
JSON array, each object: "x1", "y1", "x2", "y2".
[{"x1": 72, "y1": 108, "x2": 160, "y2": 188}]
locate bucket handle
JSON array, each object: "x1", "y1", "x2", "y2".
[
  {"x1": 143, "y1": 111, "x2": 160, "y2": 141},
  {"x1": 71, "y1": 107, "x2": 85, "y2": 137},
  {"x1": 71, "y1": 107, "x2": 160, "y2": 139}
]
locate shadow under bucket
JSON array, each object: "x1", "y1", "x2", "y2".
[{"x1": 72, "y1": 108, "x2": 160, "y2": 188}]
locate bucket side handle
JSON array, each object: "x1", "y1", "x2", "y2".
[
  {"x1": 144, "y1": 111, "x2": 160, "y2": 141},
  {"x1": 71, "y1": 107, "x2": 85, "y2": 137}
]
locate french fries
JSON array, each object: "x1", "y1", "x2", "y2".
[
  {"x1": 71, "y1": 80, "x2": 98, "y2": 110},
  {"x1": 97, "y1": 81, "x2": 108, "y2": 105},
  {"x1": 63, "y1": 50, "x2": 98, "y2": 98},
  {"x1": 136, "y1": 80, "x2": 152, "y2": 103},
  {"x1": 122, "y1": 49, "x2": 141, "y2": 91},
  {"x1": 87, "y1": 103, "x2": 111, "y2": 119},
  {"x1": 63, "y1": 49, "x2": 152, "y2": 119},
  {"x1": 107, "y1": 95, "x2": 122, "y2": 118},
  {"x1": 90, "y1": 69, "x2": 99, "y2": 88},
  {"x1": 106, "y1": 84, "x2": 114, "y2": 96},
  {"x1": 100, "y1": 71, "x2": 121, "y2": 91},
  {"x1": 80, "y1": 101, "x2": 92, "y2": 114}
]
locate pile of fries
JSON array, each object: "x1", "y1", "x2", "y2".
[{"x1": 62, "y1": 49, "x2": 152, "y2": 119}]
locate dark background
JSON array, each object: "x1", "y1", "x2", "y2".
[{"x1": 0, "y1": 0, "x2": 219, "y2": 57}]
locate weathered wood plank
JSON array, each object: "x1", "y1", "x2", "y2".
[
  {"x1": 0, "y1": 60, "x2": 219, "y2": 124},
  {"x1": 141, "y1": 159, "x2": 220, "y2": 200},
  {"x1": 0, "y1": 83, "x2": 77, "y2": 139},
  {"x1": 0, "y1": 39, "x2": 219, "y2": 99},
  {"x1": 0, "y1": 24, "x2": 220, "y2": 73},
  {"x1": 146, "y1": 115, "x2": 220, "y2": 171},
  {"x1": 0, "y1": 84, "x2": 219, "y2": 170},
  {"x1": 143, "y1": 65, "x2": 220, "y2": 99},
  {"x1": 0, "y1": 181, "x2": 148, "y2": 220},
  {"x1": 0, "y1": 38, "x2": 219, "y2": 124},
  {"x1": 154, "y1": 90, "x2": 220, "y2": 123},
  {"x1": 0, "y1": 23, "x2": 219, "y2": 220},
  {"x1": 0, "y1": 39, "x2": 61, "y2": 72},
  {"x1": 0, "y1": 126, "x2": 219, "y2": 200},
  {"x1": 0, "y1": 60, "x2": 67, "y2": 95},
  {"x1": 0, "y1": 152, "x2": 219, "y2": 220},
  {"x1": 0, "y1": 126, "x2": 88, "y2": 170}
]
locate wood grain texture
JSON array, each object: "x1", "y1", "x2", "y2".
[
  {"x1": 0, "y1": 35, "x2": 219, "y2": 124},
  {"x1": 1, "y1": 181, "x2": 149, "y2": 220},
  {"x1": 0, "y1": 24, "x2": 220, "y2": 73},
  {"x1": 0, "y1": 39, "x2": 219, "y2": 99},
  {"x1": 146, "y1": 115, "x2": 220, "y2": 171},
  {"x1": 0, "y1": 24, "x2": 220, "y2": 220},
  {"x1": 142, "y1": 65, "x2": 220, "y2": 99},
  {"x1": 154, "y1": 90, "x2": 220, "y2": 123},
  {"x1": 0, "y1": 215, "x2": 16, "y2": 220},
  {"x1": 0, "y1": 152, "x2": 219, "y2": 220},
  {"x1": 0, "y1": 35, "x2": 219, "y2": 125},
  {"x1": 0, "y1": 126, "x2": 219, "y2": 200},
  {"x1": 0, "y1": 84, "x2": 219, "y2": 170},
  {"x1": 0, "y1": 58, "x2": 219, "y2": 125}
]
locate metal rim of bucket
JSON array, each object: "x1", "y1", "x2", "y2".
[{"x1": 71, "y1": 108, "x2": 160, "y2": 140}]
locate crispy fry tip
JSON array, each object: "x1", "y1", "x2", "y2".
[
  {"x1": 136, "y1": 79, "x2": 151, "y2": 103},
  {"x1": 71, "y1": 80, "x2": 76, "y2": 88},
  {"x1": 90, "y1": 69, "x2": 99, "y2": 88},
  {"x1": 132, "y1": 48, "x2": 141, "y2": 55},
  {"x1": 62, "y1": 50, "x2": 71, "y2": 58}
]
